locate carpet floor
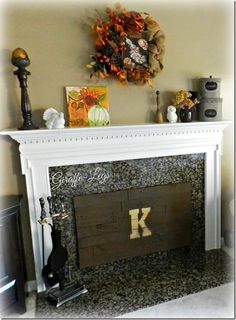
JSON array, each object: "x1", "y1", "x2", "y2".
[
  {"x1": 36, "y1": 248, "x2": 233, "y2": 318},
  {"x1": 118, "y1": 282, "x2": 234, "y2": 318}
]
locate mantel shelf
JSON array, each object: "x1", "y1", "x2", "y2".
[
  {"x1": 1, "y1": 120, "x2": 232, "y2": 133},
  {"x1": 0, "y1": 121, "x2": 232, "y2": 145}
]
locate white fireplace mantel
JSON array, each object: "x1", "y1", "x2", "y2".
[{"x1": 0, "y1": 121, "x2": 231, "y2": 292}]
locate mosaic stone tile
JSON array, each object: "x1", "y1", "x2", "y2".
[
  {"x1": 36, "y1": 249, "x2": 233, "y2": 318},
  {"x1": 48, "y1": 154, "x2": 205, "y2": 283}
]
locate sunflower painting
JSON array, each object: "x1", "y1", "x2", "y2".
[{"x1": 66, "y1": 86, "x2": 110, "y2": 127}]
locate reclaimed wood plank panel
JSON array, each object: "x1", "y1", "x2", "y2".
[{"x1": 74, "y1": 183, "x2": 191, "y2": 268}]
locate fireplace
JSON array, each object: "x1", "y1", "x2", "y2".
[{"x1": 0, "y1": 121, "x2": 230, "y2": 292}]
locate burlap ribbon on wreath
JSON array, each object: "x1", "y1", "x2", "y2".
[{"x1": 143, "y1": 17, "x2": 165, "y2": 75}]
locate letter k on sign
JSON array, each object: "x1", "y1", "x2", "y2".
[{"x1": 129, "y1": 207, "x2": 152, "y2": 239}]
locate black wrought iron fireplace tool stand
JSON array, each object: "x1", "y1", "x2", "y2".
[{"x1": 38, "y1": 196, "x2": 87, "y2": 308}]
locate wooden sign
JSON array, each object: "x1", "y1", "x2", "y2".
[{"x1": 73, "y1": 183, "x2": 192, "y2": 269}]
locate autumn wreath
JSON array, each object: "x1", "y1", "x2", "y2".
[{"x1": 86, "y1": 5, "x2": 165, "y2": 85}]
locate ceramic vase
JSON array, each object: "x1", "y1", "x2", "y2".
[{"x1": 179, "y1": 107, "x2": 195, "y2": 122}]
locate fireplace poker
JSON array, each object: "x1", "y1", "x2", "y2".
[
  {"x1": 39, "y1": 197, "x2": 47, "y2": 267},
  {"x1": 47, "y1": 195, "x2": 60, "y2": 219},
  {"x1": 59, "y1": 196, "x2": 69, "y2": 220}
]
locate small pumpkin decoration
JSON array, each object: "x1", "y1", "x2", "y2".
[{"x1": 88, "y1": 105, "x2": 110, "y2": 126}]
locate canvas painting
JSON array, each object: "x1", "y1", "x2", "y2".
[{"x1": 66, "y1": 86, "x2": 110, "y2": 127}]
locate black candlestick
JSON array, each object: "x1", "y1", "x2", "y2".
[{"x1": 11, "y1": 48, "x2": 38, "y2": 130}]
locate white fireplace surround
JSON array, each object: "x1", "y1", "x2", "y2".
[{"x1": 0, "y1": 121, "x2": 231, "y2": 292}]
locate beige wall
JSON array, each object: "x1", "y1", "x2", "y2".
[{"x1": 0, "y1": 0, "x2": 234, "y2": 281}]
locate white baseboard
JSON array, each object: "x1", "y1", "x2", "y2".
[{"x1": 25, "y1": 280, "x2": 37, "y2": 292}]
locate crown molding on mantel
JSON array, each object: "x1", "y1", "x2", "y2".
[
  {"x1": 1, "y1": 121, "x2": 231, "y2": 145},
  {"x1": 0, "y1": 120, "x2": 232, "y2": 293}
]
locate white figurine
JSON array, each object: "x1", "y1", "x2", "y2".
[
  {"x1": 43, "y1": 108, "x2": 65, "y2": 129},
  {"x1": 166, "y1": 105, "x2": 178, "y2": 123}
]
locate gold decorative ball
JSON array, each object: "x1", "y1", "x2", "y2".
[
  {"x1": 11, "y1": 48, "x2": 30, "y2": 68},
  {"x1": 12, "y1": 48, "x2": 29, "y2": 60}
]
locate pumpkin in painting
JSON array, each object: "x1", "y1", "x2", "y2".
[{"x1": 88, "y1": 105, "x2": 110, "y2": 126}]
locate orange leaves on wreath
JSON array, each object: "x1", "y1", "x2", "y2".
[{"x1": 87, "y1": 5, "x2": 165, "y2": 85}]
